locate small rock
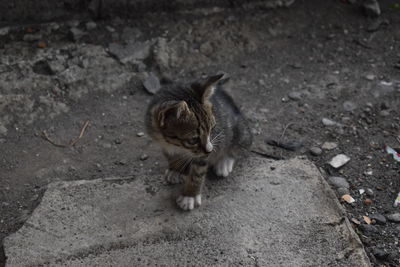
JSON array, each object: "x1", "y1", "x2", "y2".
[
  {"x1": 379, "y1": 110, "x2": 390, "y2": 117},
  {"x1": 343, "y1": 101, "x2": 357, "y2": 112},
  {"x1": 136, "y1": 132, "x2": 145, "y2": 137},
  {"x1": 328, "y1": 154, "x2": 350, "y2": 168},
  {"x1": 69, "y1": 27, "x2": 86, "y2": 41},
  {"x1": 322, "y1": 118, "x2": 337, "y2": 126},
  {"x1": 0, "y1": 27, "x2": 10, "y2": 36},
  {"x1": 369, "y1": 213, "x2": 386, "y2": 225},
  {"x1": 143, "y1": 72, "x2": 161, "y2": 94},
  {"x1": 288, "y1": 91, "x2": 301, "y2": 101},
  {"x1": 322, "y1": 142, "x2": 338, "y2": 150},
  {"x1": 140, "y1": 154, "x2": 149, "y2": 161},
  {"x1": 23, "y1": 33, "x2": 42, "y2": 41},
  {"x1": 364, "y1": 74, "x2": 375, "y2": 81},
  {"x1": 363, "y1": 0, "x2": 381, "y2": 18},
  {"x1": 108, "y1": 41, "x2": 151, "y2": 64},
  {"x1": 336, "y1": 187, "x2": 350, "y2": 196},
  {"x1": 48, "y1": 60, "x2": 66, "y2": 74},
  {"x1": 199, "y1": 42, "x2": 213, "y2": 56},
  {"x1": 106, "y1": 26, "x2": 116, "y2": 32},
  {"x1": 67, "y1": 20, "x2": 80, "y2": 27},
  {"x1": 386, "y1": 213, "x2": 400, "y2": 223},
  {"x1": 309, "y1": 147, "x2": 322, "y2": 156},
  {"x1": 372, "y1": 248, "x2": 388, "y2": 260},
  {"x1": 114, "y1": 138, "x2": 122, "y2": 144},
  {"x1": 86, "y1": 21, "x2": 97, "y2": 30},
  {"x1": 358, "y1": 224, "x2": 379, "y2": 236},
  {"x1": 365, "y1": 188, "x2": 374, "y2": 197},
  {"x1": 328, "y1": 176, "x2": 350, "y2": 189}
]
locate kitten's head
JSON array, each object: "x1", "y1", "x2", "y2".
[{"x1": 149, "y1": 74, "x2": 224, "y2": 156}]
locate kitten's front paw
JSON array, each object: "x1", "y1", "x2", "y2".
[
  {"x1": 176, "y1": 195, "x2": 202, "y2": 211},
  {"x1": 214, "y1": 157, "x2": 235, "y2": 177},
  {"x1": 164, "y1": 169, "x2": 185, "y2": 184}
]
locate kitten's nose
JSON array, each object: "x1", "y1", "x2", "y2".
[
  {"x1": 205, "y1": 142, "x2": 213, "y2": 153},
  {"x1": 205, "y1": 136, "x2": 213, "y2": 153}
]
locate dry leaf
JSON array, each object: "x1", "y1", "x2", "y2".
[
  {"x1": 37, "y1": 42, "x2": 47, "y2": 48},
  {"x1": 363, "y1": 216, "x2": 372, "y2": 225},
  {"x1": 363, "y1": 198, "x2": 373, "y2": 206},
  {"x1": 351, "y1": 218, "x2": 361, "y2": 225},
  {"x1": 341, "y1": 194, "x2": 355, "y2": 203}
]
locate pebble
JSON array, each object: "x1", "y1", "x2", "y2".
[
  {"x1": 358, "y1": 224, "x2": 379, "y2": 236},
  {"x1": 0, "y1": 26, "x2": 10, "y2": 36},
  {"x1": 328, "y1": 176, "x2": 350, "y2": 189},
  {"x1": 69, "y1": 27, "x2": 86, "y2": 41},
  {"x1": 86, "y1": 21, "x2": 97, "y2": 30},
  {"x1": 288, "y1": 91, "x2": 301, "y2": 101},
  {"x1": 372, "y1": 248, "x2": 388, "y2": 260},
  {"x1": 386, "y1": 213, "x2": 400, "y2": 223},
  {"x1": 365, "y1": 188, "x2": 374, "y2": 197},
  {"x1": 140, "y1": 154, "x2": 149, "y2": 161},
  {"x1": 106, "y1": 26, "x2": 116, "y2": 32},
  {"x1": 328, "y1": 154, "x2": 350, "y2": 168},
  {"x1": 364, "y1": 74, "x2": 375, "y2": 81},
  {"x1": 336, "y1": 187, "x2": 350, "y2": 196},
  {"x1": 369, "y1": 213, "x2": 386, "y2": 225},
  {"x1": 322, "y1": 142, "x2": 338, "y2": 150},
  {"x1": 23, "y1": 33, "x2": 42, "y2": 41},
  {"x1": 143, "y1": 72, "x2": 161, "y2": 94},
  {"x1": 322, "y1": 118, "x2": 337, "y2": 126},
  {"x1": 379, "y1": 110, "x2": 389, "y2": 117},
  {"x1": 363, "y1": 0, "x2": 381, "y2": 17},
  {"x1": 343, "y1": 101, "x2": 357, "y2": 112},
  {"x1": 309, "y1": 147, "x2": 322, "y2": 156},
  {"x1": 136, "y1": 132, "x2": 145, "y2": 137}
]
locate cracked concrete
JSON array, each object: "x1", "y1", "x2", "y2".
[{"x1": 4, "y1": 157, "x2": 370, "y2": 266}]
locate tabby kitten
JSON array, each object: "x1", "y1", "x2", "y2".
[{"x1": 145, "y1": 74, "x2": 252, "y2": 211}]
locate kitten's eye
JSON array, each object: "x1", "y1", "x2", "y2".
[{"x1": 185, "y1": 138, "x2": 199, "y2": 146}]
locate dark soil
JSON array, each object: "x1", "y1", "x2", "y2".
[{"x1": 1, "y1": 0, "x2": 400, "y2": 266}]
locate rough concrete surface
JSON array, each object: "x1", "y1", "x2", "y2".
[
  {"x1": 0, "y1": 0, "x2": 295, "y2": 22},
  {"x1": 4, "y1": 157, "x2": 370, "y2": 266}
]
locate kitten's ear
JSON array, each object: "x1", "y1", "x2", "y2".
[
  {"x1": 192, "y1": 74, "x2": 225, "y2": 103},
  {"x1": 154, "y1": 101, "x2": 191, "y2": 127}
]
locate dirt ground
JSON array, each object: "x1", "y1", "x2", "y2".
[{"x1": 0, "y1": 0, "x2": 399, "y2": 266}]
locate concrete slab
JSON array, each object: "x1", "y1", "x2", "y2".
[{"x1": 3, "y1": 157, "x2": 370, "y2": 267}]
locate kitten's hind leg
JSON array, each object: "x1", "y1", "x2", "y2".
[{"x1": 214, "y1": 157, "x2": 235, "y2": 177}]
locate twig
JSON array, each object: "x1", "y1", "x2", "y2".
[
  {"x1": 278, "y1": 122, "x2": 294, "y2": 143},
  {"x1": 278, "y1": 122, "x2": 294, "y2": 158},
  {"x1": 69, "y1": 120, "x2": 90, "y2": 146},
  {"x1": 41, "y1": 120, "x2": 90, "y2": 148},
  {"x1": 42, "y1": 130, "x2": 67, "y2": 147}
]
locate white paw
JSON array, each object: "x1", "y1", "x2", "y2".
[
  {"x1": 164, "y1": 170, "x2": 185, "y2": 184},
  {"x1": 176, "y1": 195, "x2": 202, "y2": 211},
  {"x1": 214, "y1": 157, "x2": 235, "y2": 177}
]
